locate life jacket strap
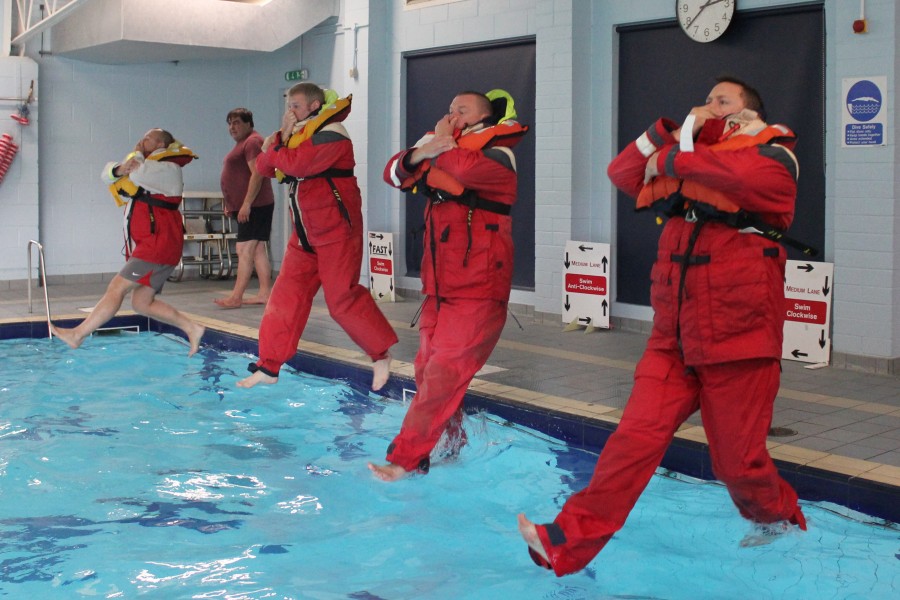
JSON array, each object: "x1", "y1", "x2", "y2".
[
  {"x1": 671, "y1": 246, "x2": 779, "y2": 265},
  {"x1": 126, "y1": 193, "x2": 181, "y2": 242},
  {"x1": 423, "y1": 186, "x2": 511, "y2": 216},
  {"x1": 681, "y1": 200, "x2": 819, "y2": 257},
  {"x1": 133, "y1": 193, "x2": 180, "y2": 210},
  {"x1": 423, "y1": 187, "x2": 511, "y2": 269},
  {"x1": 287, "y1": 180, "x2": 315, "y2": 254},
  {"x1": 284, "y1": 168, "x2": 355, "y2": 253},
  {"x1": 280, "y1": 167, "x2": 354, "y2": 184}
]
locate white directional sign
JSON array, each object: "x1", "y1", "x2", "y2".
[
  {"x1": 367, "y1": 231, "x2": 395, "y2": 302},
  {"x1": 783, "y1": 260, "x2": 834, "y2": 364},
  {"x1": 561, "y1": 240, "x2": 610, "y2": 329}
]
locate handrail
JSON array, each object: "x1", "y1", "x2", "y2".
[{"x1": 27, "y1": 240, "x2": 52, "y2": 339}]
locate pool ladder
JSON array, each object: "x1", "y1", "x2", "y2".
[{"x1": 27, "y1": 239, "x2": 53, "y2": 339}]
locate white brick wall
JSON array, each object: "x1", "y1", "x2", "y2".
[
  {"x1": 0, "y1": 57, "x2": 38, "y2": 282},
  {"x1": 2, "y1": 0, "x2": 899, "y2": 363},
  {"x1": 828, "y1": 0, "x2": 900, "y2": 359}
]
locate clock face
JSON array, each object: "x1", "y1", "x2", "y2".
[{"x1": 677, "y1": 0, "x2": 735, "y2": 43}]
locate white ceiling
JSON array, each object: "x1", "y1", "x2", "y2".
[{"x1": 43, "y1": 0, "x2": 337, "y2": 64}]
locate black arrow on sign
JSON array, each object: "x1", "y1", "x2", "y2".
[
  {"x1": 602, "y1": 299, "x2": 608, "y2": 316},
  {"x1": 378, "y1": 292, "x2": 384, "y2": 298},
  {"x1": 564, "y1": 252, "x2": 570, "y2": 269},
  {"x1": 369, "y1": 233, "x2": 384, "y2": 240},
  {"x1": 822, "y1": 276, "x2": 830, "y2": 297},
  {"x1": 819, "y1": 330, "x2": 826, "y2": 349},
  {"x1": 602, "y1": 256, "x2": 608, "y2": 274},
  {"x1": 578, "y1": 244, "x2": 593, "y2": 252},
  {"x1": 796, "y1": 264, "x2": 814, "y2": 273},
  {"x1": 390, "y1": 278, "x2": 394, "y2": 292},
  {"x1": 791, "y1": 349, "x2": 808, "y2": 358},
  {"x1": 370, "y1": 276, "x2": 374, "y2": 287},
  {"x1": 564, "y1": 294, "x2": 570, "y2": 311},
  {"x1": 578, "y1": 317, "x2": 592, "y2": 325}
]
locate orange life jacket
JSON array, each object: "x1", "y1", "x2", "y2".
[
  {"x1": 454, "y1": 120, "x2": 528, "y2": 151},
  {"x1": 405, "y1": 120, "x2": 529, "y2": 199},
  {"x1": 636, "y1": 124, "x2": 795, "y2": 213}
]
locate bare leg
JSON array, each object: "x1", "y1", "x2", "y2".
[
  {"x1": 132, "y1": 285, "x2": 205, "y2": 356},
  {"x1": 244, "y1": 242, "x2": 271, "y2": 305},
  {"x1": 371, "y1": 352, "x2": 392, "y2": 391},
  {"x1": 367, "y1": 462, "x2": 409, "y2": 482},
  {"x1": 52, "y1": 276, "x2": 135, "y2": 349},
  {"x1": 215, "y1": 240, "x2": 259, "y2": 308},
  {"x1": 237, "y1": 370, "x2": 278, "y2": 388},
  {"x1": 517, "y1": 514, "x2": 550, "y2": 564}
]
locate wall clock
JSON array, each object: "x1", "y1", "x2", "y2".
[{"x1": 677, "y1": 0, "x2": 735, "y2": 43}]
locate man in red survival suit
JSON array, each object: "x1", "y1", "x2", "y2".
[
  {"x1": 519, "y1": 76, "x2": 808, "y2": 576},
  {"x1": 52, "y1": 128, "x2": 205, "y2": 357},
  {"x1": 368, "y1": 90, "x2": 528, "y2": 481},
  {"x1": 238, "y1": 83, "x2": 397, "y2": 391}
]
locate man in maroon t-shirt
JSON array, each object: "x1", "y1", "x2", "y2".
[{"x1": 215, "y1": 107, "x2": 276, "y2": 308}]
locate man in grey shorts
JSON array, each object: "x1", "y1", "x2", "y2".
[{"x1": 52, "y1": 128, "x2": 205, "y2": 356}]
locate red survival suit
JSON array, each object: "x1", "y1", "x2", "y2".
[
  {"x1": 382, "y1": 113, "x2": 527, "y2": 473},
  {"x1": 252, "y1": 95, "x2": 397, "y2": 377},
  {"x1": 529, "y1": 117, "x2": 807, "y2": 576},
  {"x1": 108, "y1": 146, "x2": 197, "y2": 266}
]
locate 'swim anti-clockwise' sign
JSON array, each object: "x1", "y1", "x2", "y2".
[{"x1": 561, "y1": 240, "x2": 610, "y2": 329}]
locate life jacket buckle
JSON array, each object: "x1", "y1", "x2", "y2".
[
  {"x1": 425, "y1": 186, "x2": 451, "y2": 204},
  {"x1": 685, "y1": 207, "x2": 698, "y2": 223}
]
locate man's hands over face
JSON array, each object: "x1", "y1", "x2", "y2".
[
  {"x1": 280, "y1": 109, "x2": 299, "y2": 142},
  {"x1": 434, "y1": 113, "x2": 458, "y2": 137},
  {"x1": 407, "y1": 114, "x2": 459, "y2": 165}
]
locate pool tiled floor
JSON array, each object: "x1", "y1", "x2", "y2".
[{"x1": 2, "y1": 275, "x2": 899, "y2": 491}]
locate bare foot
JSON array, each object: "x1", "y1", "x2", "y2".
[
  {"x1": 186, "y1": 323, "x2": 205, "y2": 357},
  {"x1": 214, "y1": 297, "x2": 243, "y2": 309},
  {"x1": 518, "y1": 514, "x2": 550, "y2": 565},
  {"x1": 237, "y1": 370, "x2": 278, "y2": 389},
  {"x1": 367, "y1": 462, "x2": 409, "y2": 482},
  {"x1": 51, "y1": 324, "x2": 85, "y2": 350},
  {"x1": 371, "y1": 353, "x2": 392, "y2": 391},
  {"x1": 243, "y1": 294, "x2": 269, "y2": 305}
]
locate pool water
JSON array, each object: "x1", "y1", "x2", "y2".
[{"x1": 0, "y1": 333, "x2": 897, "y2": 599}]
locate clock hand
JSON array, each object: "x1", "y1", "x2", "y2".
[{"x1": 689, "y1": 0, "x2": 727, "y2": 25}]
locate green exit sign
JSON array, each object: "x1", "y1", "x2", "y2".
[{"x1": 284, "y1": 69, "x2": 308, "y2": 82}]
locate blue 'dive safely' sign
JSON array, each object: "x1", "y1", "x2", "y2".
[{"x1": 842, "y1": 76, "x2": 887, "y2": 147}]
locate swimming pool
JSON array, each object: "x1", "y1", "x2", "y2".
[{"x1": 0, "y1": 321, "x2": 898, "y2": 598}]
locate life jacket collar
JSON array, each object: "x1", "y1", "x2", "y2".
[
  {"x1": 108, "y1": 142, "x2": 197, "y2": 206},
  {"x1": 454, "y1": 120, "x2": 529, "y2": 151}
]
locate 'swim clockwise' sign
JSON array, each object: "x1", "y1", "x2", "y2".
[
  {"x1": 782, "y1": 260, "x2": 834, "y2": 364},
  {"x1": 562, "y1": 241, "x2": 610, "y2": 329},
  {"x1": 367, "y1": 231, "x2": 395, "y2": 302}
]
